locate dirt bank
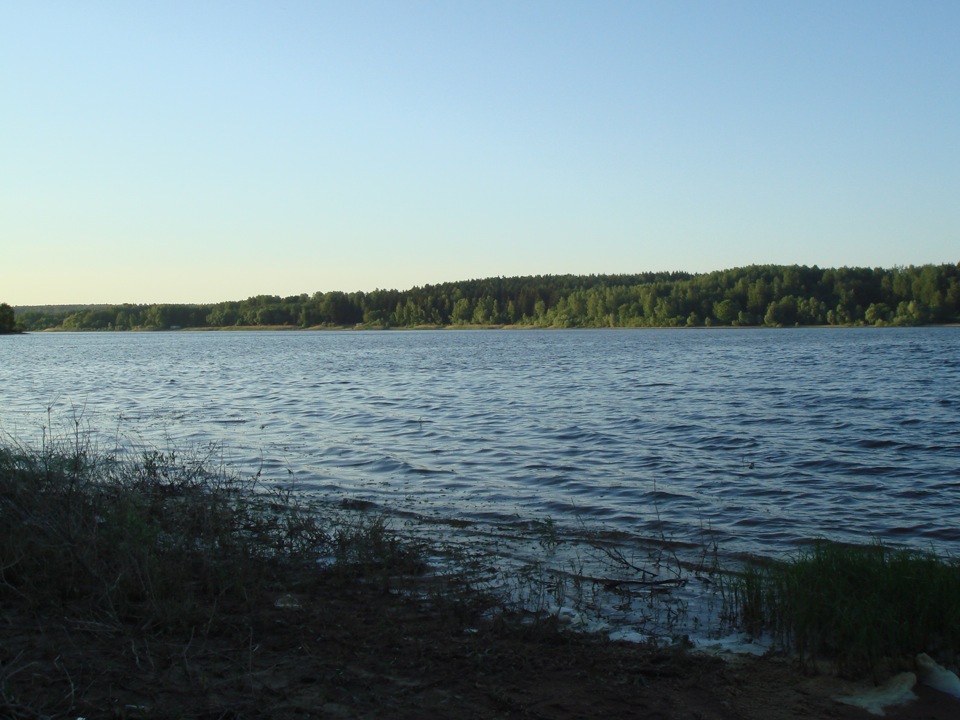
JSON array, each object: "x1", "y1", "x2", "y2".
[{"x1": 4, "y1": 580, "x2": 958, "y2": 719}]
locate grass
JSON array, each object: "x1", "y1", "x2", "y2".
[
  {"x1": 0, "y1": 440, "x2": 331, "y2": 631},
  {"x1": 728, "y1": 540, "x2": 960, "y2": 678},
  {"x1": 11, "y1": 427, "x2": 956, "y2": 715},
  {"x1": 0, "y1": 433, "x2": 491, "y2": 717}
]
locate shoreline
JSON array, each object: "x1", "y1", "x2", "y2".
[
  {"x1": 23, "y1": 322, "x2": 960, "y2": 333},
  {"x1": 2, "y1": 439, "x2": 958, "y2": 718}
]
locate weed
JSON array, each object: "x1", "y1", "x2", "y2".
[
  {"x1": 530, "y1": 517, "x2": 561, "y2": 554},
  {"x1": 331, "y1": 512, "x2": 426, "y2": 581},
  {"x1": 727, "y1": 540, "x2": 960, "y2": 677},
  {"x1": 0, "y1": 432, "x2": 336, "y2": 629}
]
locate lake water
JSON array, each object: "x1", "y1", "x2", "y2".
[{"x1": 3, "y1": 327, "x2": 958, "y2": 566}]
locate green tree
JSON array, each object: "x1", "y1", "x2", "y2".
[
  {"x1": 451, "y1": 298, "x2": 472, "y2": 324},
  {"x1": 533, "y1": 300, "x2": 547, "y2": 324},
  {"x1": 712, "y1": 299, "x2": 740, "y2": 325},
  {"x1": 471, "y1": 296, "x2": 497, "y2": 325},
  {"x1": 319, "y1": 291, "x2": 360, "y2": 325},
  {"x1": 764, "y1": 296, "x2": 799, "y2": 327},
  {"x1": 865, "y1": 303, "x2": 891, "y2": 325},
  {"x1": 0, "y1": 303, "x2": 16, "y2": 332},
  {"x1": 893, "y1": 300, "x2": 928, "y2": 326},
  {"x1": 4, "y1": 262, "x2": 956, "y2": 333}
]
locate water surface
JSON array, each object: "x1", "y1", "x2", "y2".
[{"x1": 2, "y1": 328, "x2": 958, "y2": 561}]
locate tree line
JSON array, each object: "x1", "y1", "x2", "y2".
[{"x1": 9, "y1": 263, "x2": 960, "y2": 332}]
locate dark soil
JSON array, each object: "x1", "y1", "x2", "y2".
[{"x1": 4, "y1": 578, "x2": 958, "y2": 719}]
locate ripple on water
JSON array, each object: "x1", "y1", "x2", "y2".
[{"x1": 1, "y1": 327, "x2": 958, "y2": 561}]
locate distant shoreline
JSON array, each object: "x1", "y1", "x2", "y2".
[
  {"x1": 12, "y1": 264, "x2": 960, "y2": 331},
  {"x1": 24, "y1": 323, "x2": 960, "y2": 333}
]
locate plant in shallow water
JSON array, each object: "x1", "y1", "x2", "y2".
[{"x1": 729, "y1": 540, "x2": 960, "y2": 678}]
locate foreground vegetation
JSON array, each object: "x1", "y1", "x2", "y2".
[
  {"x1": 3, "y1": 436, "x2": 959, "y2": 716},
  {"x1": 11, "y1": 262, "x2": 960, "y2": 331},
  {"x1": 3, "y1": 436, "x2": 729, "y2": 718},
  {"x1": 730, "y1": 541, "x2": 960, "y2": 679},
  {"x1": 0, "y1": 438, "x2": 459, "y2": 717}
]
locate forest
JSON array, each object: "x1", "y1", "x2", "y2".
[{"x1": 10, "y1": 263, "x2": 960, "y2": 332}]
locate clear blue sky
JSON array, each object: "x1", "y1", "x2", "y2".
[{"x1": 2, "y1": 1, "x2": 958, "y2": 305}]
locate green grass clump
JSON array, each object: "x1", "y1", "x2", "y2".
[{"x1": 731, "y1": 540, "x2": 960, "y2": 677}]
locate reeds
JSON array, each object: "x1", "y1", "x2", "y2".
[{"x1": 729, "y1": 540, "x2": 960, "y2": 677}]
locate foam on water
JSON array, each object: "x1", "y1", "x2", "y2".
[
  {"x1": 835, "y1": 673, "x2": 918, "y2": 716},
  {"x1": 916, "y1": 653, "x2": 960, "y2": 698}
]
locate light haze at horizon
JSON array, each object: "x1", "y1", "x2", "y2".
[{"x1": 2, "y1": 1, "x2": 958, "y2": 306}]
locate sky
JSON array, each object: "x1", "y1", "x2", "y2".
[{"x1": 2, "y1": 1, "x2": 958, "y2": 305}]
